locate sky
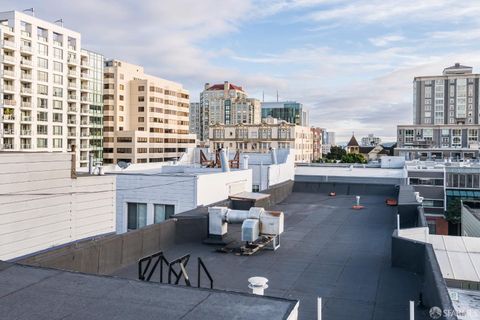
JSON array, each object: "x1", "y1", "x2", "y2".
[{"x1": 5, "y1": 0, "x2": 480, "y2": 143}]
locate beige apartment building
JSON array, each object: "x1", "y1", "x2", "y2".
[
  {"x1": 103, "y1": 60, "x2": 195, "y2": 164},
  {"x1": 193, "y1": 81, "x2": 261, "y2": 141},
  {"x1": 0, "y1": 10, "x2": 104, "y2": 166},
  {"x1": 209, "y1": 118, "x2": 313, "y2": 162}
]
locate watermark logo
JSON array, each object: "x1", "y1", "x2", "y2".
[{"x1": 429, "y1": 306, "x2": 442, "y2": 319}]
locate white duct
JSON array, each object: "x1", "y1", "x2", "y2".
[
  {"x1": 88, "y1": 153, "x2": 94, "y2": 174},
  {"x1": 248, "y1": 277, "x2": 268, "y2": 295},
  {"x1": 270, "y1": 148, "x2": 278, "y2": 164},
  {"x1": 242, "y1": 155, "x2": 249, "y2": 170},
  {"x1": 220, "y1": 149, "x2": 230, "y2": 172}
]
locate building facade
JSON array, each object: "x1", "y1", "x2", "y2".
[
  {"x1": 209, "y1": 119, "x2": 313, "y2": 162},
  {"x1": 261, "y1": 101, "x2": 309, "y2": 126},
  {"x1": 0, "y1": 11, "x2": 103, "y2": 167},
  {"x1": 189, "y1": 101, "x2": 200, "y2": 142},
  {"x1": 397, "y1": 63, "x2": 480, "y2": 160},
  {"x1": 102, "y1": 60, "x2": 196, "y2": 164},
  {"x1": 397, "y1": 124, "x2": 480, "y2": 160},
  {"x1": 361, "y1": 133, "x2": 381, "y2": 147},
  {"x1": 194, "y1": 81, "x2": 260, "y2": 142},
  {"x1": 311, "y1": 127, "x2": 323, "y2": 161}
]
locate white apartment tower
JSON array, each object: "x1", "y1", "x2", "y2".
[
  {"x1": 103, "y1": 60, "x2": 196, "y2": 164},
  {"x1": 0, "y1": 11, "x2": 103, "y2": 166}
]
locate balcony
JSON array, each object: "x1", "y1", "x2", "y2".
[
  {"x1": 20, "y1": 73, "x2": 32, "y2": 81},
  {"x1": 3, "y1": 40, "x2": 16, "y2": 49},
  {"x1": 21, "y1": 116, "x2": 32, "y2": 122},
  {"x1": 20, "y1": 45, "x2": 32, "y2": 53},
  {"x1": 3, "y1": 143, "x2": 13, "y2": 150},
  {"x1": 20, "y1": 87, "x2": 32, "y2": 95},
  {"x1": 21, "y1": 30, "x2": 31, "y2": 38},
  {"x1": 2, "y1": 54, "x2": 15, "y2": 63},
  {"x1": 3, "y1": 84, "x2": 15, "y2": 92},
  {"x1": 68, "y1": 119, "x2": 77, "y2": 125},
  {"x1": 3, "y1": 99, "x2": 16, "y2": 106},
  {"x1": 80, "y1": 108, "x2": 89, "y2": 114},
  {"x1": 68, "y1": 45, "x2": 76, "y2": 51},
  {"x1": 68, "y1": 94, "x2": 78, "y2": 101},
  {"x1": 20, "y1": 102, "x2": 32, "y2": 109},
  {"x1": 68, "y1": 106, "x2": 77, "y2": 112},
  {"x1": 80, "y1": 96, "x2": 90, "y2": 103},
  {"x1": 21, "y1": 143, "x2": 31, "y2": 150},
  {"x1": 80, "y1": 72, "x2": 89, "y2": 78},
  {"x1": 80, "y1": 155, "x2": 88, "y2": 161},
  {"x1": 37, "y1": 35, "x2": 47, "y2": 42},
  {"x1": 3, "y1": 114, "x2": 15, "y2": 121},
  {"x1": 81, "y1": 131, "x2": 89, "y2": 137},
  {"x1": 67, "y1": 57, "x2": 78, "y2": 64},
  {"x1": 81, "y1": 120, "x2": 89, "y2": 126},
  {"x1": 20, "y1": 59, "x2": 32, "y2": 67},
  {"x1": 81, "y1": 84, "x2": 90, "y2": 91},
  {"x1": 68, "y1": 70, "x2": 78, "y2": 77},
  {"x1": 3, "y1": 128, "x2": 14, "y2": 135},
  {"x1": 20, "y1": 129, "x2": 31, "y2": 136},
  {"x1": 68, "y1": 131, "x2": 76, "y2": 137},
  {"x1": 1, "y1": 25, "x2": 14, "y2": 33},
  {"x1": 2, "y1": 70, "x2": 15, "y2": 78}
]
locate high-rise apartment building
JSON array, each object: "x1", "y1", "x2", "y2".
[
  {"x1": 0, "y1": 11, "x2": 103, "y2": 167},
  {"x1": 102, "y1": 59, "x2": 195, "y2": 164},
  {"x1": 397, "y1": 63, "x2": 480, "y2": 160},
  {"x1": 189, "y1": 102, "x2": 200, "y2": 141},
  {"x1": 361, "y1": 134, "x2": 381, "y2": 147},
  {"x1": 261, "y1": 101, "x2": 309, "y2": 126},
  {"x1": 194, "y1": 81, "x2": 261, "y2": 141}
]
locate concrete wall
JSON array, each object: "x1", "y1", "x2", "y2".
[
  {"x1": 391, "y1": 233, "x2": 457, "y2": 320},
  {"x1": 196, "y1": 169, "x2": 252, "y2": 205},
  {"x1": 461, "y1": 204, "x2": 480, "y2": 237},
  {"x1": 292, "y1": 181, "x2": 397, "y2": 196},
  {"x1": 0, "y1": 153, "x2": 116, "y2": 261}
]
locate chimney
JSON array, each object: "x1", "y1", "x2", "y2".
[
  {"x1": 204, "y1": 83, "x2": 210, "y2": 90},
  {"x1": 224, "y1": 81, "x2": 229, "y2": 91},
  {"x1": 71, "y1": 145, "x2": 77, "y2": 179}
]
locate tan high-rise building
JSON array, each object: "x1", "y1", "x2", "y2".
[{"x1": 103, "y1": 60, "x2": 195, "y2": 164}]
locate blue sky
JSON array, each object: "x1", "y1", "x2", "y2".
[{"x1": 6, "y1": 1, "x2": 480, "y2": 142}]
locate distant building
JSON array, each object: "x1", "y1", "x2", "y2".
[
  {"x1": 320, "y1": 130, "x2": 335, "y2": 155},
  {"x1": 194, "y1": 81, "x2": 261, "y2": 141},
  {"x1": 102, "y1": 59, "x2": 196, "y2": 164},
  {"x1": 397, "y1": 63, "x2": 480, "y2": 160},
  {"x1": 345, "y1": 134, "x2": 360, "y2": 154},
  {"x1": 209, "y1": 118, "x2": 313, "y2": 163},
  {"x1": 189, "y1": 102, "x2": 201, "y2": 140},
  {"x1": 261, "y1": 101, "x2": 309, "y2": 126},
  {"x1": 0, "y1": 11, "x2": 104, "y2": 167},
  {"x1": 359, "y1": 145, "x2": 389, "y2": 161},
  {"x1": 361, "y1": 134, "x2": 382, "y2": 147},
  {"x1": 311, "y1": 127, "x2": 323, "y2": 161},
  {"x1": 461, "y1": 201, "x2": 480, "y2": 237}
]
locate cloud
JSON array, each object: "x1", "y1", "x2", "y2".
[{"x1": 369, "y1": 34, "x2": 405, "y2": 47}]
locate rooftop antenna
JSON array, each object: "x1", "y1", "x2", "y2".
[
  {"x1": 23, "y1": 8, "x2": 35, "y2": 16},
  {"x1": 262, "y1": 91, "x2": 264, "y2": 102},
  {"x1": 276, "y1": 90, "x2": 279, "y2": 102},
  {"x1": 54, "y1": 19, "x2": 64, "y2": 27}
]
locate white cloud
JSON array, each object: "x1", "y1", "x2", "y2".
[{"x1": 369, "y1": 34, "x2": 405, "y2": 47}]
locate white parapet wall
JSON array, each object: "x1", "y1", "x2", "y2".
[{"x1": 0, "y1": 152, "x2": 116, "y2": 261}]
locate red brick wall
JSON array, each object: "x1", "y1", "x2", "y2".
[{"x1": 427, "y1": 216, "x2": 449, "y2": 235}]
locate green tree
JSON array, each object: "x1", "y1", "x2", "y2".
[
  {"x1": 326, "y1": 146, "x2": 346, "y2": 160},
  {"x1": 340, "y1": 153, "x2": 367, "y2": 164},
  {"x1": 445, "y1": 198, "x2": 462, "y2": 224}
]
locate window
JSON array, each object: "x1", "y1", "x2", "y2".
[
  {"x1": 37, "y1": 111, "x2": 48, "y2": 122},
  {"x1": 37, "y1": 84, "x2": 48, "y2": 95},
  {"x1": 119, "y1": 95, "x2": 124, "y2": 101},
  {"x1": 252, "y1": 185, "x2": 260, "y2": 192},
  {"x1": 53, "y1": 126, "x2": 63, "y2": 135},
  {"x1": 54, "y1": 74, "x2": 63, "y2": 85},
  {"x1": 37, "y1": 71, "x2": 48, "y2": 82},
  {"x1": 119, "y1": 84, "x2": 124, "y2": 90},
  {"x1": 127, "y1": 203, "x2": 147, "y2": 230},
  {"x1": 38, "y1": 98, "x2": 48, "y2": 109},
  {"x1": 54, "y1": 47, "x2": 63, "y2": 59},
  {"x1": 37, "y1": 57, "x2": 48, "y2": 69},
  {"x1": 138, "y1": 85, "x2": 144, "y2": 91},
  {"x1": 138, "y1": 107, "x2": 144, "y2": 112},
  {"x1": 54, "y1": 61, "x2": 63, "y2": 72},
  {"x1": 53, "y1": 138, "x2": 63, "y2": 148},
  {"x1": 38, "y1": 43, "x2": 48, "y2": 56},
  {"x1": 53, "y1": 113, "x2": 63, "y2": 123},
  {"x1": 154, "y1": 204, "x2": 175, "y2": 223},
  {"x1": 53, "y1": 100, "x2": 63, "y2": 110},
  {"x1": 53, "y1": 87, "x2": 63, "y2": 98},
  {"x1": 37, "y1": 138, "x2": 47, "y2": 148},
  {"x1": 138, "y1": 117, "x2": 144, "y2": 122},
  {"x1": 37, "y1": 125, "x2": 47, "y2": 135},
  {"x1": 138, "y1": 96, "x2": 144, "y2": 102}
]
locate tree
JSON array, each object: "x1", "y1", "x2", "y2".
[
  {"x1": 326, "y1": 146, "x2": 346, "y2": 160},
  {"x1": 445, "y1": 198, "x2": 462, "y2": 224},
  {"x1": 340, "y1": 153, "x2": 367, "y2": 164}
]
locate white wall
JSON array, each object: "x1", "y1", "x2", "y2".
[
  {"x1": 0, "y1": 153, "x2": 116, "y2": 261},
  {"x1": 196, "y1": 169, "x2": 252, "y2": 205},
  {"x1": 115, "y1": 174, "x2": 197, "y2": 233}
]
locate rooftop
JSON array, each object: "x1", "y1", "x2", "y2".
[
  {"x1": 112, "y1": 190, "x2": 428, "y2": 319},
  {"x1": 0, "y1": 262, "x2": 297, "y2": 320},
  {"x1": 295, "y1": 165, "x2": 407, "y2": 179},
  {"x1": 206, "y1": 83, "x2": 244, "y2": 92}
]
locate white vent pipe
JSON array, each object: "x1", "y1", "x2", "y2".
[
  {"x1": 248, "y1": 277, "x2": 268, "y2": 295},
  {"x1": 242, "y1": 155, "x2": 249, "y2": 170},
  {"x1": 270, "y1": 148, "x2": 278, "y2": 164},
  {"x1": 220, "y1": 149, "x2": 230, "y2": 172}
]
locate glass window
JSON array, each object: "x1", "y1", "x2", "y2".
[
  {"x1": 53, "y1": 126, "x2": 63, "y2": 135},
  {"x1": 54, "y1": 74, "x2": 63, "y2": 85},
  {"x1": 37, "y1": 71, "x2": 48, "y2": 82},
  {"x1": 154, "y1": 204, "x2": 175, "y2": 223},
  {"x1": 38, "y1": 43, "x2": 48, "y2": 56},
  {"x1": 54, "y1": 47, "x2": 63, "y2": 59},
  {"x1": 37, "y1": 138, "x2": 48, "y2": 148},
  {"x1": 52, "y1": 138, "x2": 63, "y2": 148},
  {"x1": 127, "y1": 203, "x2": 147, "y2": 230},
  {"x1": 54, "y1": 61, "x2": 63, "y2": 72},
  {"x1": 37, "y1": 84, "x2": 48, "y2": 95},
  {"x1": 37, "y1": 57, "x2": 48, "y2": 69}
]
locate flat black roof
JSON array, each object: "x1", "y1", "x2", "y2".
[
  {"x1": 113, "y1": 191, "x2": 430, "y2": 319},
  {"x1": 0, "y1": 262, "x2": 297, "y2": 320}
]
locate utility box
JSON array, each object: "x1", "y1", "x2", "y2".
[
  {"x1": 242, "y1": 219, "x2": 260, "y2": 242},
  {"x1": 260, "y1": 211, "x2": 284, "y2": 235}
]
